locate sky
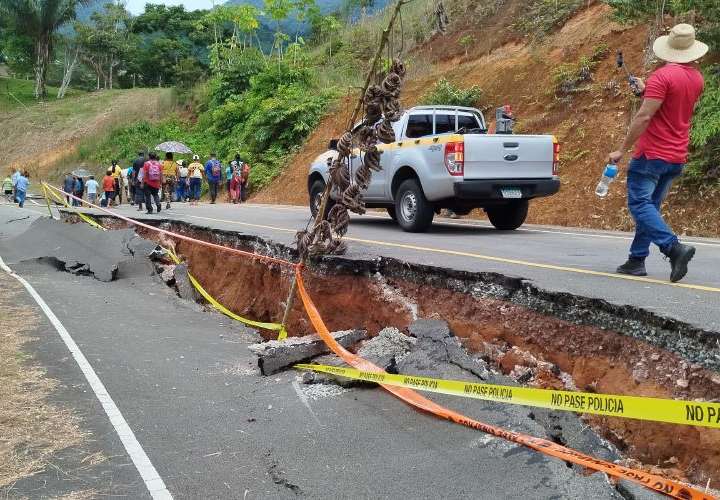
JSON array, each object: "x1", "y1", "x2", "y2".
[{"x1": 124, "y1": 0, "x2": 218, "y2": 15}]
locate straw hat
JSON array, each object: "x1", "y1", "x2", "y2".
[{"x1": 653, "y1": 24, "x2": 708, "y2": 63}]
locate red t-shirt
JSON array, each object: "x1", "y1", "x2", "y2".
[
  {"x1": 142, "y1": 160, "x2": 163, "y2": 189},
  {"x1": 102, "y1": 175, "x2": 115, "y2": 192},
  {"x1": 634, "y1": 63, "x2": 704, "y2": 164}
]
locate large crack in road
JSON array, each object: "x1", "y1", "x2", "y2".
[{"x1": 3, "y1": 212, "x2": 719, "y2": 497}]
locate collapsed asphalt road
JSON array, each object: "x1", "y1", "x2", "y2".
[
  {"x1": 0, "y1": 205, "x2": 662, "y2": 499},
  {"x1": 73, "y1": 202, "x2": 720, "y2": 332}
]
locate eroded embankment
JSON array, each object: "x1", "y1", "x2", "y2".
[{"x1": 69, "y1": 214, "x2": 720, "y2": 486}]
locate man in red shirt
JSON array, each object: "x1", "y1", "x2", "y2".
[
  {"x1": 608, "y1": 24, "x2": 707, "y2": 283},
  {"x1": 142, "y1": 152, "x2": 164, "y2": 214}
]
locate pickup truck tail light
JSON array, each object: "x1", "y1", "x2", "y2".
[
  {"x1": 444, "y1": 141, "x2": 464, "y2": 176},
  {"x1": 552, "y1": 139, "x2": 560, "y2": 176}
]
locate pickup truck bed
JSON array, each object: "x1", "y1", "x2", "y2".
[{"x1": 308, "y1": 105, "x2": 560, "y2": 232}]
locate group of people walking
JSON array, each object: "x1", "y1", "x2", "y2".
[
  {"x1": 2, "y1": 169, "x2": 30, "y2": 208},
  {"x1": 57, "y1": 151, "x2": 251, "y2": 215}
]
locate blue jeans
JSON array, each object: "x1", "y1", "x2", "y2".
[
  {"x1": 16, "y1": 189, "x2": 26, "y2": 208},
  {"x1": 189, "y1": 178, "x2": 201, "y2": 200},
  {"x1": 176, "y1": 178, "x2": 186, "y2": 201},
  {"x1": 627, "y1": 156, "x2": 683, "y2": 259}
]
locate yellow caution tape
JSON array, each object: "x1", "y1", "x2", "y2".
[
  {"x1": 166, "y1": 248, "x2": 288, "y2": 339},
  {"x1": 296, "y1": 364, "x2": 720, "y2": 429},
  {"x1": 42, "y1": 182, "x2": 106, "y2": 231}
]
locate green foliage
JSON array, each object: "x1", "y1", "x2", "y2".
[
  {"x1": 458, "y1": 35, "x2": 475, "y2": 56},
  {"x1": 686, "y1": 68, "x2": 720, "y2": 182},
  {"x1": 552, "y1": 47, "x2": 608, "y2": 96},
  {"x1": 513, "y1": 0, "x2": 584, "y2": 39},
  {"x1": 420, "y1": 78, "x2": 483, "y2": 107},
  {"x1": 604, "y1": 0, "x2": 720, "y2": 51},
  {"x1": 209, "y1": 47, "x2": 265, "y2": 105}
]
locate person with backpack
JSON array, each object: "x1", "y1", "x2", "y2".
[
  {"x1": 188, "y1": 155, "x2": 203, "y2": 205},
  {"x1": 204, "y1": 153, "x2": 222, "y2": 204},
  {"x1": 131, "y1": 152, "x2": 145, "y2": 209},
  {"x1": 162, "y1": 152, "x2": 176, "y2": 209},
  {"x1": 240, "y1": 160, "x2": 251, "y2": 202},
  {"x1": 63, "y1": 172, "x2": 74, "y2": 204},
  {"x1": 142, "y1": 152, "x2": 163, "y2": 214},
  {"x1": 15, "y1": 171, "x2": 29, "y2": 208},
  {"x1": 3, "y1": 173, "x2": 13, "y2": 201},
  {"x1": 73, "y1": 175, "x2": 85, "y2": 206},
  {"x1": 111, "y1": 160, "x2": 123, "y2": 205},
  {"x1": 176, "y1": 160, "x2": 189, "y2": 202}
]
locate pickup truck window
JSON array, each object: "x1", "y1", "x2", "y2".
[
  {"x1": 406, "y1": 114, "x2": 433, "y2": 138},
  {"x1": 458, "y1": 114, "x2": 480, "y2": 130},
  {"x1": 435, "y1": 114, "x2": 455, "y2": 135}
]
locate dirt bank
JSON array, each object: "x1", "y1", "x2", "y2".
[{"x1": 254, "y1": 2, "x2": 720, "y2": 237}]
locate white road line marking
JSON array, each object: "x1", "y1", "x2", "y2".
[{"x1": 0, "y1": 255, "x2": 173, "y2": 500}]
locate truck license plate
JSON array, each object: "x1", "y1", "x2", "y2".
[{"x1": 501, "y1": 188, "x2": 522, "y2": 199}]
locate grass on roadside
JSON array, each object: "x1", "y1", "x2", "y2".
[{"x1": 0, "y1": 273, "x2": 90, "y2": 491}]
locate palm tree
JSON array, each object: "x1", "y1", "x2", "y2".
[{"x1": 0, "y1": 0, "x2": 87, "y2": 99}]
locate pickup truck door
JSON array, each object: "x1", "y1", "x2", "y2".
[{"x1": 364, "y1": 121, "x2": 404, "y2": 200}]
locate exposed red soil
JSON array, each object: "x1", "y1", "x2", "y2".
[
  {"x1": 127, "y1": 221, "x2": 720, "y2": 486},
  {"x1": 254, "y1": 2, "x2": 720, "y2": 237}
]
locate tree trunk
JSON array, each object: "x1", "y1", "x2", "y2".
[
  {"x1": 58, "y1": 46, "x2": 80, "y2": 99},
  {"x1": 34, "y1": 34, "x2": 51, "y2": 99},
  {"x1": 108, "y1": 56, "x2": 114, "y2": 89}
]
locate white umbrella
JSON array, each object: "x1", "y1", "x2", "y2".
[{"x1": 155, "y1": 141, "x2": 192, "y2": 154}]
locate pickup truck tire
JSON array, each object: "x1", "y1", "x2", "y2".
[
  {"x1": 395, "y1": 179, "x2": 434, "y2": 232},
  {"x1": 309, "y1": 179, "x2": 334, "y2": 219},
  {"x1": 486, "y1": 200, "x2": 529, "y2": 230},
  {"x1": 386, "y1": 207, "x2": 398, "y2": 221}
]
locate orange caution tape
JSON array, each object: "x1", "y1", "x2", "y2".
[{"x1": 294, "y1": 267, "x2": 713, "y2": 500}]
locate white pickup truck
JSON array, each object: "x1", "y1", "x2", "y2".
[{"x1": 308, "y1": 105, "x2": 560, "y2": 232}]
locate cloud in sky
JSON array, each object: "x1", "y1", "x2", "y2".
[{"x1": 124, "y1": 0, "x2": 218, "y2": 15}]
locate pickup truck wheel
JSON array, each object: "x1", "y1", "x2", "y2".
[
  {"x1": 395, "y1": 179, "x2": 434, "y2": 232},
  {"x1": 309, "y1": 179, "x2": 334, "y2": 219},
  {"x1": 486, "y1": 200, "x2": 529, "y2": 230},
  {"x1": 386, "y1": 207, "x2": 398, "y2": 221}
]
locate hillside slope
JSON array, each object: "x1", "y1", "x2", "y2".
[
  {"x1": 0, "y1": 87, "x2": 173, "y2": 183},
  {"x1": 254, "y1": 2, "x2": 720, "y2": 236}
]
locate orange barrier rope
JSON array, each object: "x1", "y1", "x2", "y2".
[
  {"x1": 42, "y1": 181, "x2": 714, "y2": 499},
  {"x1": 294, "y1": 267, "x2": 713, "y2": 500},
  {"x1": 43, "y1": 183, "x2": 297, "y2": 269}
]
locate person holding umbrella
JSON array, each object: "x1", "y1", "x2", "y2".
[{"x1": 162, "y1": 152, "x2": 176, "y2": 209}]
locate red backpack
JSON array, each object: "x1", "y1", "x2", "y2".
[{"x1": 148, "y1": 161, "x2": 162, "y2": 182}]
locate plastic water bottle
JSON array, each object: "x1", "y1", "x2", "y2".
[{"x1": 595, "y1": 164, "x2": 618, "y2": 198}]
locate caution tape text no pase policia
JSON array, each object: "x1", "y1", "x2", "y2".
[{"x1": 295, "y1": 364, "x2": 720, "y2": 429}]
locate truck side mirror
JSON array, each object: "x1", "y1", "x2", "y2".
[{"x1": 328, "y1": 139, "x2": 339, "y2": 151}]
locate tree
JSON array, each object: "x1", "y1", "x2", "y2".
[
  {"x1": 74, "y1": 3, "x2": 131, "y2": 90},
  {"x1": 0, "y1": 0, "x2": 88, "y2": 99}
]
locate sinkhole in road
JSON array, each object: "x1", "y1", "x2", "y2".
[{"x1": 81, "y1": 214, "x2": 720, "y2": 487}]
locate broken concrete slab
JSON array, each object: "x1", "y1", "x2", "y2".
[
  {"x1": 248, "y1": 329, "x2": 367, "y2": 375},
  {"x1": 357, "y1": 327, "x2": 416, "y2": 372},
  {"x1": 409, "y1": 319, "x2": 451, "y2": 341},
  {"x1": 173, "y1": 263, "x2": 197, "y2": 301},
  {"x1": 159, "y1": 264, "x2": 176, "y2": 284},
  {"x1": 0, "y1": 217, "x2": 149, "y2": 282}
]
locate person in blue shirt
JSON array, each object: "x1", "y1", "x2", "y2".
[
  {"x1": 15, "y1": 171, "x2": 29, "y2": 208},
  {"x1": 225, "y1": 161, "x2": 234, "y2": 203},
  {"x1": 11, "y1": 169, "x2": 21, "y2": 203},
  {"x1": 63, "y1": 172, "x2": 74, "y2": 204},
  {"x1": 204, "y1": 153, "x2": 222, "y2": 204}
]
